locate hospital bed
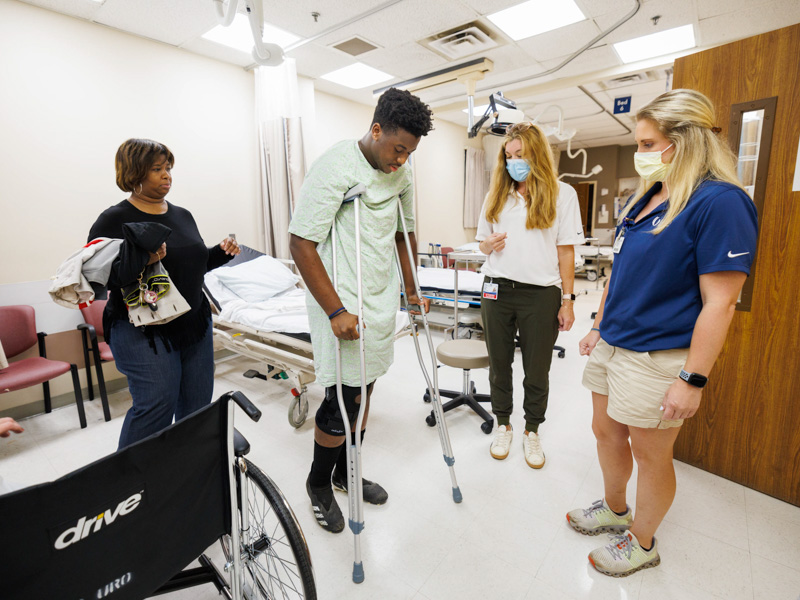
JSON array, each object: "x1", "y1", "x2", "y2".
[
  {"x1": 415, "y1": 266, "x2": 484, "y2": 336},
  {"x1": 575, "y1": 239, "x2": 614, "y2": 282},
  {"x1": 205, "y1": 246, "x2": 410, "y2": 428}
]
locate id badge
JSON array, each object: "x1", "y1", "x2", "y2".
[
  {"x1": 612, "y1": 230, "x2": 626, "y2": 254},
  {"x1": 482, "y1": 282, "x2": 499, "y2": 300}
]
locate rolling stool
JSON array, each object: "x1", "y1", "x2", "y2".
[{"x1": 424, "y1": 339, "x2": 494, "y2": 434}]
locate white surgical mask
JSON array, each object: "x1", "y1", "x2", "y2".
[{"x1": 633, "y1": 143, "x2": 674, "y2": 181}]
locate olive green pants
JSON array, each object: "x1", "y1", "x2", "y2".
[{"x1": 480, "y1": 277, "x2": 561, "y2": 433}]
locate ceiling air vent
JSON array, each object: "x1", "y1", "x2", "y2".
[
  {"x1": 599, "y1": 72, "x2": 652, "y2": 90},
  {"x1": 425, "y1": 23, "x2": 499, "y2": 60},
  {"x1": 332, "y1": 36, "x2": 380, "y2": 57}
]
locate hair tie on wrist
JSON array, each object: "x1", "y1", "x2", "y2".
[
  {"x1": 328, "y1": 307, "x2": 346, "y2": 320},
  {"x1": 591, "y1": 327, "x2": 600, "y2": 332}
]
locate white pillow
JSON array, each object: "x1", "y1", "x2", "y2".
[{"x1": 214, "y1": 255, "x2": 300, "y2": 303}]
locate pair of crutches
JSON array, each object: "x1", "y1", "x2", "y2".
[{"x1": 330, "y1": 184, "x2": 461, "y2": 584}]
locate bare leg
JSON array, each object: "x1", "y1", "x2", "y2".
[
  {"x1": 628, "y1": 424, "x2": 682, "y2": 546},
  {"x1": 592, "y1": 392, "x2": 633, "y2": 513}
]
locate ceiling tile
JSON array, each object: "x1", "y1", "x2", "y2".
[
  {"x1": 697, "y1": 0, "x2": 800, "y2": 47},
  {"x1": 287, "y1": 43, "x2": 355, "y2": 79},
  {"x1": 516, "y1": 19, "x2": 603, "y2": 62},
  {"x1": 361, "y1": 42, "x2": 449, "y2": 80},
  {"x1": 539, "y1": 45, "x2": 622, "y2": 79},
  {"x1": 695, "y1": 0, "x2": 774, "y2": 20},
  {"x1": 593, "y1": 0, "x2": 699, "y2": 46},
  {"x1": 18, "y1": 0, "x2": 100, "y2": 20},
  {"x1": 180, "y1": 38, "x2": 255, "y2": 68},
  {"x1": 93, "y1": 0, "x2": 218, "y2": 47}
]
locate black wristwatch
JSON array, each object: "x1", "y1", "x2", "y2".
[{"x1": 679, "y1": 369, "x2": 708, "y2": 388}]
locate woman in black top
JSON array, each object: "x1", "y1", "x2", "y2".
[{"x1": 89, "y1": 138, "x2": 239, "y2": 449}]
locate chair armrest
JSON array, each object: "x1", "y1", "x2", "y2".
[
  {"x1": 77, "y1": 323, "x2": 98, "y2": 342},
  {"x1": 37, "y1": 331, "x2": 48, "y2": 358}
]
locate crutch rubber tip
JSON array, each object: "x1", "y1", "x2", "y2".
[
  {"x1": 353, "y1": 562, "x2": 365, "y2": 583},
  {"x1": 452, "y1": 487, "x2": 463, "y2": 503}
]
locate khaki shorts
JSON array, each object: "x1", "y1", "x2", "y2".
[{"x1": 582, "y1": 339, "x2": 689, "y2": 429}]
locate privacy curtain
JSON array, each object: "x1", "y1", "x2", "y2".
[
  {"x1": 463, "y1": 147, "x2": 487, "y2": 228},
  {"x1": 255, "y1": 59, "x2": 306, "y2": 260}
]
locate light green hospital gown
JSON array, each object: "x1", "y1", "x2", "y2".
[{"x1": 288, "y1": 140, "x2": 414, "y2": 387}]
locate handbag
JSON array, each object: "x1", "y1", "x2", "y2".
[{"x1": 122, "y1": 261, "x2": 190, "y2": 326}]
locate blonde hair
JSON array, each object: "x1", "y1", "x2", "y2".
[
  {"x1": 621, "y1": 89, "x2": 747, "y2": 234},
  {"x1": 484, "y1": 123, "x2": 559, "y2": 230}
]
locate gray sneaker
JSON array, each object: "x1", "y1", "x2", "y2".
[{"x1": 566, "y1": 498, "x2": 633, "y2": 535}]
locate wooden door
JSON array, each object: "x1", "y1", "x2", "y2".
[
  {"x1": 571, "y1": 183, "x2": 590, "y2": 236},
  {"x1": 672, "y1": 24, "x2": 800, "y2": 506}
]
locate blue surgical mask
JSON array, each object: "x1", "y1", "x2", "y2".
[{"x1": 506, "y1": 159, "x2": 530, "y2": 182}]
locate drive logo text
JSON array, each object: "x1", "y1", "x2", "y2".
[{"x1": 54, "y1": 490, "x2": 144, "y2": 550}]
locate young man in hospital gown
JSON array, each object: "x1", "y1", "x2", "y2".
[{"x1": 288, "y1": 88, "x2": 434, "y2": 533}]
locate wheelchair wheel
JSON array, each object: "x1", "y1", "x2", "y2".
[{"x1": 222, "y1": 459, "x2": 316, "y2": 599}]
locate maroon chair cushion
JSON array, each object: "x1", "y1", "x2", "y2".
[
  {"x1": 0, "y1": 357, "x2": 71, "y2": 393},
  {"x1": 0, "y1": 306, "x2": 38, "y2": 358},
  {"x1": 98, "y1": 341, "x2": 114, "y2": 362},
  {"x1": 80, "y1": 300, "x2": 107, "y2": 337}
]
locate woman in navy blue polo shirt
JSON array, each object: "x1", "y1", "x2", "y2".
[{"x1": 566, "y1": 89, "x2": 758, "y2": 577}]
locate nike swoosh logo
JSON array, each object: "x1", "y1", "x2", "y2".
[{"x1": 728, "y1": 251, "x2": 749, "y2": 258}]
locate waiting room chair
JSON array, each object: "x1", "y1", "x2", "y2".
[
  {"x1": 78, "y1": 300, "x2": 112, "y2": 422},
  {"x1": 424, "y1": 339, "x2": 495, "y2": 435},
  {"x1": 0, "y1": 305, "x2": 86, "y2": 428}
]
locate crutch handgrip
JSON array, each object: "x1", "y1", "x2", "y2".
[{"x1": 344, "y1": 184, "x2": 366, "y2": 203}]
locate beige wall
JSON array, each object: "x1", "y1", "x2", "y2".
[{"x1": 0, "y1": 1, "x2": 259, "y2": 285}]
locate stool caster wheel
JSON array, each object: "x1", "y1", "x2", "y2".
[
  {"x1": 481, "y1": 421, "x2": 493, "y2": 434},
  {"x1": 558, "y1": 350, "x2": 565, "y2": 358},
  {"x1": 423, "y1": 392, "x2": 431, "y2": 403},
  {"x1": 425, "y1": 412, "x2": 436, "y2": 427}
]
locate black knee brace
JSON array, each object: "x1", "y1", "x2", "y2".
[{"x1": 315, "y1": 382, "x2": 374, "y2": 436}]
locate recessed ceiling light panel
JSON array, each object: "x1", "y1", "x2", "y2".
[
  {"x1": 486, "y1": 0, "x2": 585, "y2": 41},
  {"x1": 612, "y1": 24, "x2": 696, "y2": 64},
  {"x1": 202, "y1": 14, "x2": 300, "y2": 53},
  {"x1": 320, "y1": 63, "x2": 393, "y2": 89}
]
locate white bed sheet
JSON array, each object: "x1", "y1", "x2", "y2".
[{"x1": 416, "y1": 267, "x2": 484, "y2": 294}]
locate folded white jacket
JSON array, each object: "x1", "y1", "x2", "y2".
[{"x1": 49, "y1": 238, "x2": 123, "y2": 309}]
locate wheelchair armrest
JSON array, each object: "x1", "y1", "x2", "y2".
[{"x1": 233, "y1": 428, "x2": 250, "y2": 456}]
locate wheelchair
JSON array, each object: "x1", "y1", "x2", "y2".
[{"x1": 0, "y1": 390, "x2": 316, "y2": 600}]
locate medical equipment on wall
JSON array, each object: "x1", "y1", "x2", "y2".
[
  {"x1": 212, "y1": 0, "x2": 284, "y2": 66},
  {"x1": 530, "y1": 104, "x2": 604, "y2": 179}
]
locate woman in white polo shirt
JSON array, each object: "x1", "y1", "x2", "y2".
[{"x1": 477, "y1": 122, "x2": 584, "y2": 468}]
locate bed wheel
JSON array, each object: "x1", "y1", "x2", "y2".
[
  {"x1": 586, "y1": 270, "x2": 598, "y2": 282},
  {"x1": 288, "y1": 389, "x2": 308, "y2": 428}
]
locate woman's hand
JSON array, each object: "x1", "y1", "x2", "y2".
[
  {"x1": 558, "y1": 303, "x2": 575, "y2": 331},
  {"x1": 482, "y1": 232, "x2": 507, "y2": 254},
  {"x1": 407, "y1": 294, "x2": 431, "y2": 315},
  {"x1": 147, "y1": 242, "x2": 167, "y2": 265},
  {"x1": 220, "y1": 237, "x2": 240, "y2": 255},
  {"x1": 330, "y1": 311, "x2": 362, "y2": 340},
  {"x1": 661, "y1": 379, "x2": 703, "y2": 420},
  {"x1": 579, "y1": 329, "x2": 601, "y2": 356}
]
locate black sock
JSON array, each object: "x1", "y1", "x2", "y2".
[
  {"x1": 334, "y1": 430, "x2": 366, "y2": 482},
  {"x1": 639, "y1": 539, "x2": 653, "y2": 552},
  {"x1": 612, "y1": 507, "x2": 628, "y2": 517},
  {"x1": 309, "y1": 441, "x2": 343, "y2": 491}
]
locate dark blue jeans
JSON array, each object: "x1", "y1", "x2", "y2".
[{"x1": 111, "y1": 318, "x2": 214, "y2": 450}]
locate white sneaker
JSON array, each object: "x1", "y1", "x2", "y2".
[
  {"x1": 523, "y1": 430, "x2": 545, "y2": 468},
  {"x1": 490, "y1": 425, "x2": 513, "y2": 460}
]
